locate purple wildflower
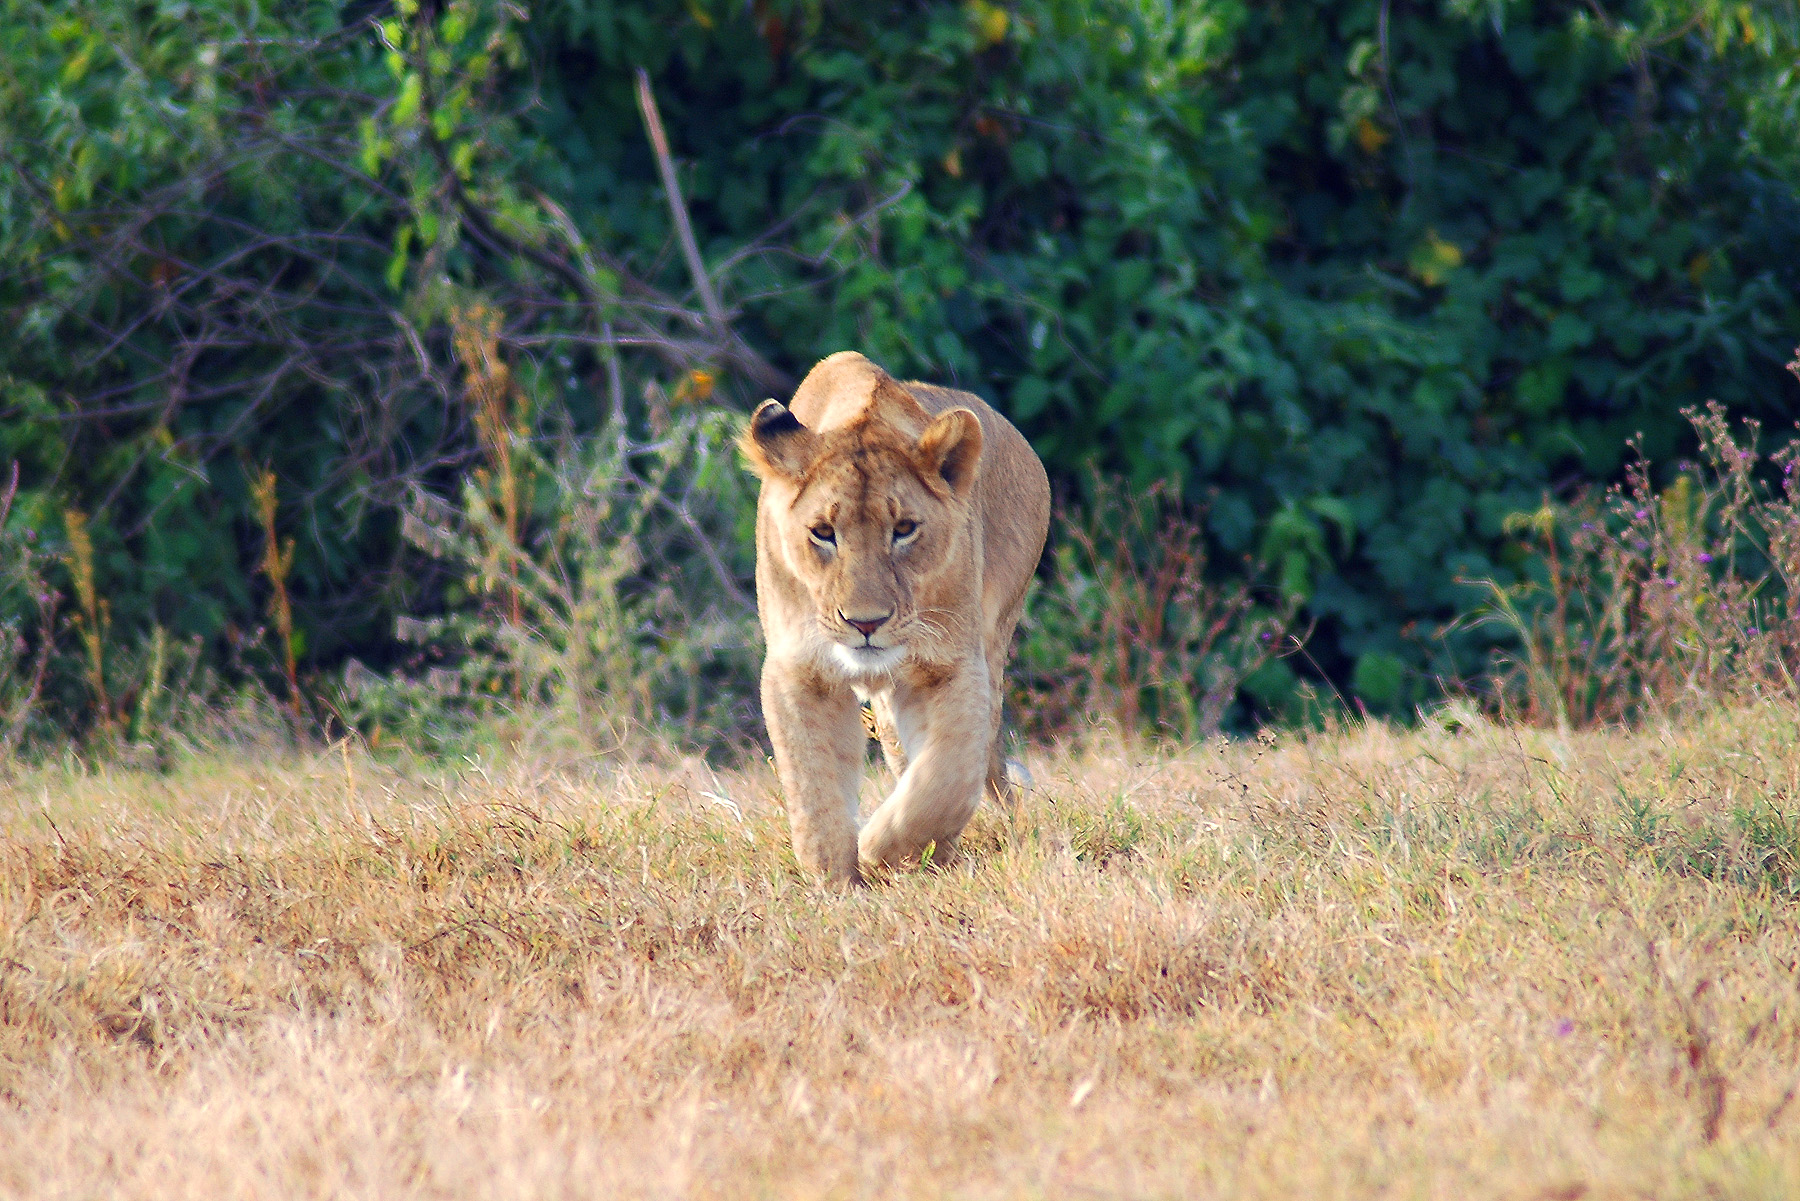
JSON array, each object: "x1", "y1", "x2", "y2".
[
  {"x1": 1553, "y1": 1019, "x2": 1575, "y2": 1038},
  {"x1": 1697, "y1": 553, "x2": 1713, "y2": 564},
  {"x1": 1634, "y1": 510, "x2": 1649, "y2": 521}
]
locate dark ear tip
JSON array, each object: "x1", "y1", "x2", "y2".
[{"x1": 751, "y1": 399, "x2": 804, "y2": 437}]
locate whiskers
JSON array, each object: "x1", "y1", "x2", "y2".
[
  {"x1": 908, "y1": 615, "x2": 950, "y2": 640},
  {"x1": 894, "y1": 612, "x2": 959, "y2": 653},
  {"x1": 797, "y1": 608, "x2": 965, "y2": 682}
]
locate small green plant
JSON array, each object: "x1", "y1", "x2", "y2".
[{"x1": 1066, "y1": 798, "x2": 1147, "y2": 866}]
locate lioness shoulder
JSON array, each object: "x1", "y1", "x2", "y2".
[{"x1": 741, "y1": 352, "x2": 1050, "y2": 884}]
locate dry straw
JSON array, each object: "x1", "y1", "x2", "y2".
[{"x1": 2, "y1": 704, "x2": 1797, "y2": 1197}]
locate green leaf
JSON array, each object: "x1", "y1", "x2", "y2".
[
  {"x1": 359, "y1": 117, "x2": 386, "y2": 176},
  {"x1": 1516, "y1": 361, "x2": 1570, "y2": 416},
  {"x1": 393, "y1": 73, "x2": 423, "y2": 126},
  {"x1": 1307, "y1": 497, "x2": 1357, "y2": 558},
  {"x1": 1352, "y1": 651, "x2": 1406, "y2": 708},
  {"x1": 1010, "y1": 376, "x2": 1052, "y2": 420},
  {"x1": 386, "y1": 226, "x2": 413, "y2": 291}
]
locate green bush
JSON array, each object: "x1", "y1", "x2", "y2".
[{"x1": 2, "y1": 0, "x2": 1797, "y2": 744}]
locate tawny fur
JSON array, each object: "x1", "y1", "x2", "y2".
[{"x1": 742, "y1": 352, "x2": 1051, "y2": 884}]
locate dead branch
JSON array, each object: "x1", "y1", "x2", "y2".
[{"x1": 634, "y1": 68, "x2": 727, "y2": 333}]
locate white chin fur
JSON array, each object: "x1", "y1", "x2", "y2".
[{"x1": 831, "y1": 643, "x2": 905, "y2": 677}]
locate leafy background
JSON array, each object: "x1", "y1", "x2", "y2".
[{"x1": 2, "y1": 0, "x2": 1797, "y2": 745}]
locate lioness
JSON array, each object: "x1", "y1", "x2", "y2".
[{"x1": 742, "y1": 351, "x2": 1051, "y2": 885}]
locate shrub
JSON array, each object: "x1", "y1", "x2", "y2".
[
  {"x1": 333, "y1": 312, "x2": 761, "y2": 756},
  {"x1": 0, "y1": 465, "x2": 54, "y2": 757},
  {"x1": 1468, "y1": 351, "x2": 1800, "y2": 727},
  {"x1": 0, "y1": 461, "x2": 283, "y2": 765}
]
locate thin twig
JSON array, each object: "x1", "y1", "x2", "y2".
[
  {"x1": 634, "y1": 68, "x2": 727, "y2": 333},
  {"x1": 655, "y1": 490, "x2": 754, "y2": 613}
]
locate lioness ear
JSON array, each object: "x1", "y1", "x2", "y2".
[
  {"x1": 916, "y1": 408, "x2": 983, "y2": 500},
  {"x1": 742, "y1": 399, "x2": 819, "y2": 481}
]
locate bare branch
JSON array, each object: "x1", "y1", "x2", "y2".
[{"x1": 634, "y1": 68, "x2": 727, "y2": 334}]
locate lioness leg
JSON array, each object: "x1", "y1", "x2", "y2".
[
  {"x1": 868, "y1": 692, "x2": 909, "y2": 779},
  {"x1": 858, "y1": 672, "x2": 989, "y2": 869},
  {"x1": 762, "y1": 662, "x2": 865, "y2": 884},
  {"x1": 983, "y1": 622, "x2": 1024, "y2": 816},
  {"x1": 986, "y1": 739, "x2": 1017, "y2": 814}
]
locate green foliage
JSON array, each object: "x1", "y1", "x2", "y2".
[
  {"x1": 537, "y1": 0, "x2": 1799, "y2": 708},
  {"x1": 2, "y1": 0, "x2": 1798, "y2": 745}
]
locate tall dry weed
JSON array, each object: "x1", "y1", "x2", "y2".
[
  {"x1": 0, "y1": 464, "x2": 57, "y2": 758},
  {"x1": 61, "y1": 507, "x2": 112, "y2": 732},
  {"x1": 1012, "y1": 480, "x2": 1295, "y2": 742},
  {"x1": 250, "y1": 467, "x2": 302, "y2": 727}
]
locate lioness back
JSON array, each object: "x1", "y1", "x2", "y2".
[{"x1": 742, "y1": 352, "x2": 1050, "y2": 884}]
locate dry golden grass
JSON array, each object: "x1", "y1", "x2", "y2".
[{"x1": 3, "y1": 705, "x2": 1800, "y2": 1199}]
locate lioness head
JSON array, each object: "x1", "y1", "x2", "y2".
[{"x1": 742, "y1": 359, "x2": 983, "y2": 677}]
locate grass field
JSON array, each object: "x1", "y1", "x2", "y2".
[{"x1": 3, "y1": 704, "x2": 1799, "y2": 1199}]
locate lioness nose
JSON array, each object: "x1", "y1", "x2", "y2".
[{"x1": 840, "y1": 611, "x2": 891, "y2": 637}]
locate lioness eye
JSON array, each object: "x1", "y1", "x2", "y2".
[
  {"x1": 893, "y1": 520, "x2": 918, "y2": 540},
  {"x1": 809, "y1": 523, "x2": 835, "y2": 544}
]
